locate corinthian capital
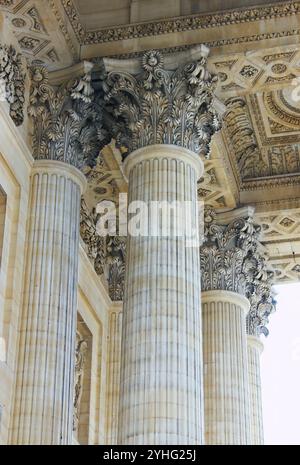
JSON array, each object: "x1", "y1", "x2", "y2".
[
  {"x1": 200, "y1": 206, "x2": 261, "y2": 294},
  {"x1": 103, "y1": 46, "x2": 223, "y2": 157},
  {"x1": 0, "y1": 44, "x2": 25, "y2": 126},
  {"x1": 28, "y1": 64, "x2": 108, "y2": 170},
  {"x1": 201, "y1": 206, "x2": 277, "y2": 336}
]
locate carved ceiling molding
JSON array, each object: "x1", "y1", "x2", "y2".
[
  {"x1": 249, "y1": 93, "x2": 300, "y2": 147},
  {"x1": 223, "y1": 96, "x2": 263, "y2": 180},
  {"x1": 270, "y1": 258, "x2": 300, "y2": 283},
  {"x1": 241, "y1": 174, "x2": 300, "y2": 191},
  {"x1": 0, "y1": 0, "x2": 76, "y2": 68},
  {"x1": 223, "y1": 87, "x2": 300, "y2": 184},
  {"x1": 198, "y1": 158, "x2": 236, "y2": 209},
  {"x1": 59, "y1": 0, "x2": 300, "y2": 46},
  {"x1": 208, "y1": 45, "x2": 300, "y2": 99},
  {"x1": 47, "y1": 0, "x2": 77, "y2": 61},
  {"x1": 256, "y1": 208, "x2": 300, "y2": 241},
  {"x1": 252, "y1": 208, "x2": 300, "y2": 285}
]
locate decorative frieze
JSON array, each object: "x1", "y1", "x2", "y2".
[
  {"x1": 103, "y1": 48, "x2": 222, "y2": 157},
  {"x1": 0, "y1": 44, "x2": 25, "y2": 126},
  {"x1": 28, "y1": 64, "x2": 108, "y2": 169}
]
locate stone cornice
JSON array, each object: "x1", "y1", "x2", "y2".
[
  {"x1": 88, "y1": 28, "x2": 300, "y2": 60},
  {"x1": 60, "y1": 0, "x2": 300, "y2": 46},
  {"x1": 241, "y1": 173, "x2": 300, "y2": 190}
]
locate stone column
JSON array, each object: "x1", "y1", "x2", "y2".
[
  {"x1": 202, "y1": 290, "x2": 250, "y2": 444},
  {"x1": 247, "y1": 335, "x2": 264, "y2": 445},
  {"x1": 200, "y1": 207, "x2": 262, "y2": 445},
  {"x1": 103, "y1": 47, "x2": 222, "y2": 445},
  {"x1": 12, "y1": 64, "x2": 105, "y2": 444}
]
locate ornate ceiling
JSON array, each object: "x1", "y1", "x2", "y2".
[{"x1": 1, "y1": 0, "x2": 300, "y2": 285}]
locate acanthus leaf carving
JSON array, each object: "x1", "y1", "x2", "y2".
[
  {"x1": 103, "y1": 49, "x2": 222, "y2": 158},
  {"x1": 201, "y1": 206, "x2": 276, "y2": 336},
  {"x1": 28, "y1": 64, "x2": 109, "y2": 169},
  {"x1": 245, "y1": 253, "x2": 276, "y2": 338},
  {"x1": 0, "y1": 43, "x2": 25, "y2": 126},
  {"x1": 200, "y1": 206, "x2": 261, "y2": 294},
  {"x1": 80, "y1": 199, "x2": 126, "y2": 301}
]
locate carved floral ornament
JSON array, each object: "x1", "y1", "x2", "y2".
[
  {"x1": 28, "y1": 64, "x2": 108, "y2": 169},
  {"x1": 103, "y1": 49, "x2": 222, "y2": 157},
  {"x1": 0, "y1": 43, "x2": 25, "y2": 126},
  {"x1": 201, "y1": 206, "x2": 276, "y2": 337}
]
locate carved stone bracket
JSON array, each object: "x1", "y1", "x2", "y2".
[
  {"x1": 28, "y1": 64, "x2": 108, "y2": 169},
  {"x1": 0, "y1": 43, "x2": 25, "y2": 126},
  {"x1": 103, "y1": 48, "x2": 222, "y2": 157}
]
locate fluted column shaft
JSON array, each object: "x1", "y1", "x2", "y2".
[
  {"x1": 118, "y1": 145, "x2": 204, "y2": 445},
  {"x1": 247, "y1": 335, "x2": 264, "y2": 445},
  {"x1": 12, "y1": 160, "x2": 86, "y2": 445},
  {"x1": 202, "y1": 290, "x2": 251, "y2": 445}
]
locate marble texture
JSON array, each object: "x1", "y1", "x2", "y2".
[
  {"x1": 202, "y1": 290, "x2": 251, "y2": 445},
  {"x1": 247, "y1": 335, "x2": 264, "y2": 445},
  {"x1": 11, "y1": 160, "x2": 86, "y2": 445},
  {"x1": 118, "y1": 144, "x2": 204, "y2": 445}
]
